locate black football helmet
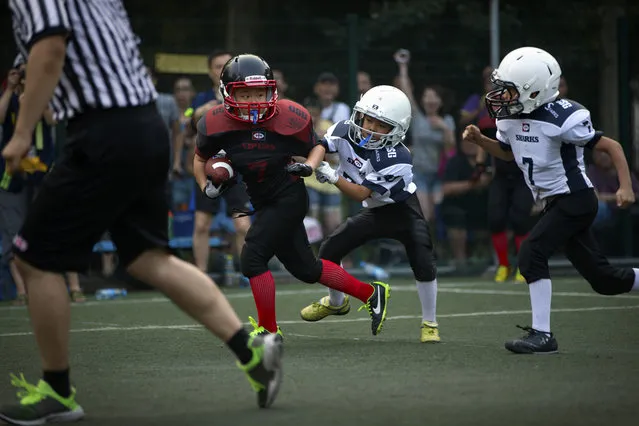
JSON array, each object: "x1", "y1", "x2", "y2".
[{"x1": 220, "y1": 54, "x2": 278, "y2": 123}]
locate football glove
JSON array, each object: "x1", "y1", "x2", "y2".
[
  {"x1": 203, "y1": 180, "x2": 227, "y2": 199},
  {"x1": 286, "y1": 162, "x2": 313, "y2": 177},
  {"x1": 315, "y1": 161, "x2": 339, "y2": 184}
]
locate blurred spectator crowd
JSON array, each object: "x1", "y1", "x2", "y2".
[{"x1": 2, "y1": 48, "x2": 639, "y2": 304}]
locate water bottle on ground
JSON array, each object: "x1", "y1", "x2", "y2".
[
  {"x1": 223, "y1": 254, "x2": 238, "y2": 287},
  {"x1": 95, "y1": 288, "x2": 128, "y2": 300},
  {"x1": 360, "y1": 261, "x2": 390, "y2": 281}
]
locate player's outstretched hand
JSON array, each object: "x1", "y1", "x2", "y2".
[
  {"x1": 286, "y1": 162, "x2": 313, "y2": 177},
  {"x1": 315, "y1": 161, "x2": 339, "y2": 184},
  {"x1": 616, "y1": 186, "x2": 635, "y2": 208},
  {"x1": 203, "y1": 180, "x2": 226, "y2": 199},
  {"x1": 463, "y1": 125, "x2": 482, "y2": 145}
]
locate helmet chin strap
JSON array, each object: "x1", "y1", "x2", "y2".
[{"x1": 358, "y1": 134, "x2": 372, "y2": 147}]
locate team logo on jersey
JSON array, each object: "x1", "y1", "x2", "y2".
[
  {"x1": 252, "y1": 131, "x2": 265, "y2": 141},
  {"x1": 347, "y1": 157, "x2": 363, "y2": 168},
  {"x1": 522, "y1": 123, "x2": 530, "y2": 132}
]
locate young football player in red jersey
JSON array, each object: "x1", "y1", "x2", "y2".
[{"x1": 194, "y1": 54, "x2": 391, "y2": 337}]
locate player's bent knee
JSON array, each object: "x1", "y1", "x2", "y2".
[
  {"x1": 590, "y1": 281, "x2": 626, "y2": 296},
  {"x1": 414, "y1": 266, "x2": 437, "y2": 283},
  {"x1": 293, "y1": 269, "x2": 322, "y2": 284},
  {"x1": 240, "y1": 246, "x2": 268, "y2": 278},
  {"x1": 289, "y1": 260, "x2": 322, "y2": 284},
  {"x1": 586, "y1": 274, "x2": 632, "y2": 296},
  {"x1": 318, "y1": 240, "x2": 342, "y2": 265},
  {"x1": 517, "y1": 239, "x2": 549, "y2": 284}
]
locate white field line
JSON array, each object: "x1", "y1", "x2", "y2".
[
  {"x1": 1, "y1": 304, "x2": 637, "y2": 338},
  {"x1": 2, "y1": 281, "x2": 635, "y2": 313}
]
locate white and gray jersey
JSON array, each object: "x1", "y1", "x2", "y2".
[
  {"x1": 496, "y1": 98, "x2": 602, "y2": 201},
  {"x1": 321, "y1": 121, "x2": 417, "y2": 208}
]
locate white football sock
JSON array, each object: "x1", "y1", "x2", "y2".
[
  {"x1": 328, "y1": 288, "x2": 345, "y2": 306},
  {"x1": 529, "y1": 278, "x2": 552, "y2": 333},
  {"x1": 416, "y1": 279, "x2": 437, "y2": 323},
  {"x1": 327, "y1": 263, "x2": 348, "y2": 306},
  {"x1": 632, "y1": 269, "x2": 639, "y2": 291}
]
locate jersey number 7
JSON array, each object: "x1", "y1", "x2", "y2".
[
  {"x1": 522, "y1": 157, "x2": 535, "y2": 185},
  {"x1": 247, "y1": 160, "x2": 268, "y2": 183}
]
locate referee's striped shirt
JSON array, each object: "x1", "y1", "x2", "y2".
[{"x1": 9, "y1": 0, "x2": 157, "y2": 121}]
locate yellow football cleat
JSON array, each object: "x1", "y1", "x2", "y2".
[
  {"x1": 300, "y1": 295, "x2": 351, "y2": 322},
  {"x1": 248, "y1": 316, "x2": 283, "y2": 338},
  {"x1": 494, "y1": 265, "x2": 511, "y2": 283},
  {"x1": 420, "y1": 321, "x2": 441, "y2": 343},
  {"x1": 514, "y1": 268, "x2": 526, "y2": 283}
]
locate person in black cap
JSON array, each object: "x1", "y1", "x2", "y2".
[{"x1": 314, "y1": 72, "x2": 351, "y2": 124}]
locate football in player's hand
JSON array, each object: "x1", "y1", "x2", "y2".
[{"x1": 205, "y1": 157, "x2": 234, "y2": 185}]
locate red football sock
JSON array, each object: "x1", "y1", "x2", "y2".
[
  {"x1": 514, "y1": 233, "x2": 528, "y2": 253},
  {"x1": 319, "y1": 260, "x2": 374, "y2": 303},
  {"x1": 491, "y1": 231, "x2": 510, "y2": 267},
  {"x1": 249, "y1": 271, "x2": 277, "y2": 333}
]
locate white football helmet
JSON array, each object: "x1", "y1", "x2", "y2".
[
  {"x1": 485, "y1": 46, "x2": 562, "y2": 118},
  {"x1": 347, "y1": 85, "x2": 411, "y2": 149}
]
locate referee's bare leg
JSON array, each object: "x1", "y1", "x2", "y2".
[{"x1": 15, "y1": 252, "x2": 245, "y2": 359}]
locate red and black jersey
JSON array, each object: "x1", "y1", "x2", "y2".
[{"x1": 196, "y1": 99, "x2": 317, "y2": 205}]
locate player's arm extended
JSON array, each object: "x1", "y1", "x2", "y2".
[
  {"x1": 463, "y1": 124, "x2": 514, "y2": 161},
  {"x1": 335, "y1": 177, "x2": 373, "y2": 202},
  {"x1": 305, "y1": 144, "x2": 326, "y2": 169},
  {"x1": 593, "y1": 137, "x2": 633, "y2": 192}
]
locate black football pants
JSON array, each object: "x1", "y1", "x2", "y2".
[{"x1": 518, "y1": 188, "x2": 635, "y2": 294}]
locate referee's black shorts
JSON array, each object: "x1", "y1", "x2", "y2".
[{"x1": 13, "y1": 104, "x2": 170, "y2": 273}]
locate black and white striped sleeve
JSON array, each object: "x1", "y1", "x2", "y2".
[{"x1": 9, "y1": 0, "x2": 71, "y2": 49}]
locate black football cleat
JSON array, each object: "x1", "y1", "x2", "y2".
[
  {"x1": 358, "y1": 281, "x2": 391, "y2": 335},
  {"x1": 505, "y1": 325, "x2": 558, "y2": 354}
]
